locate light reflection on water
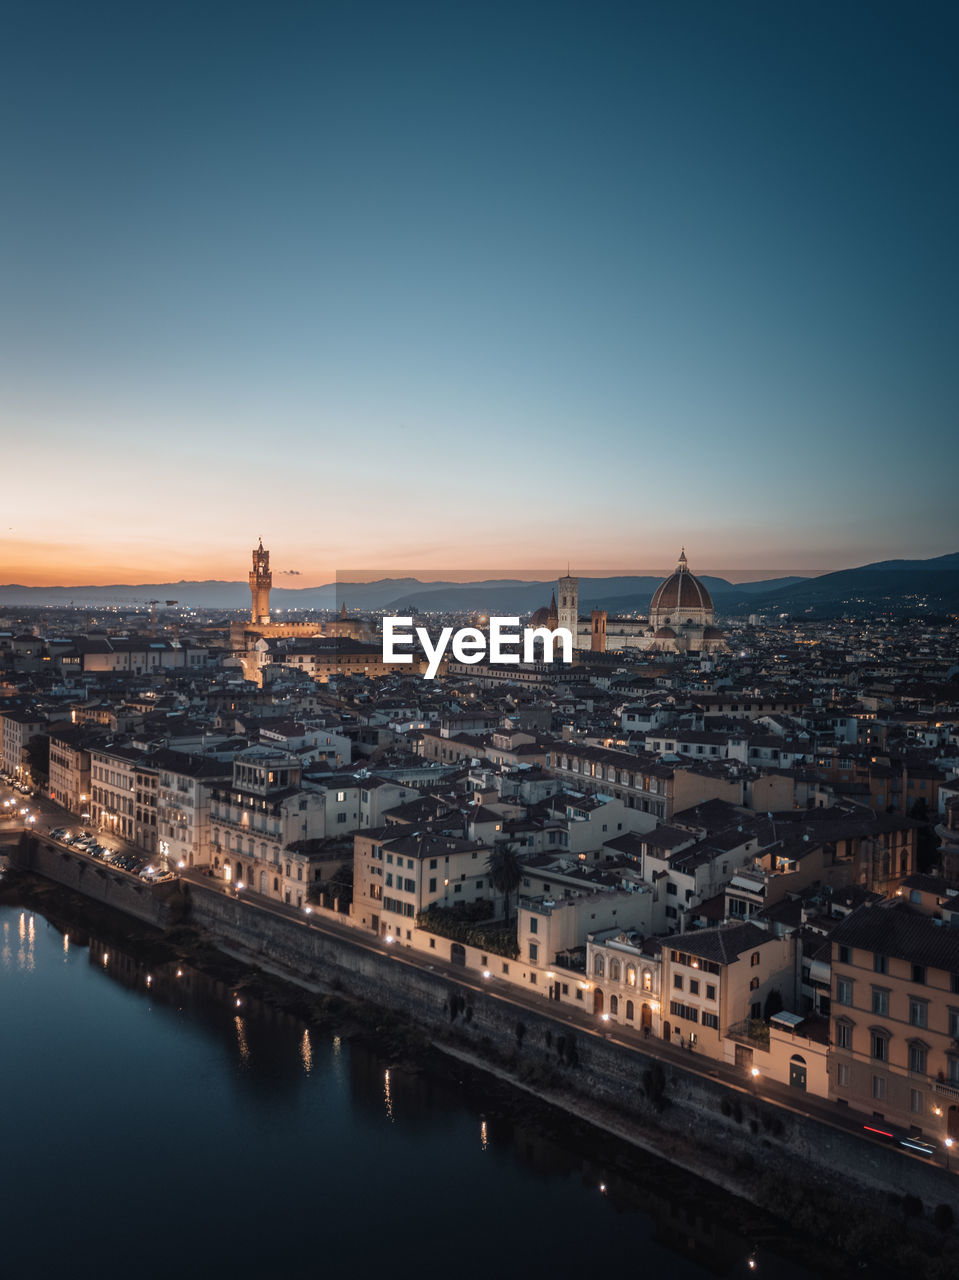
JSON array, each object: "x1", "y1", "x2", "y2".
[{"x1": 0, "y1": 897, "x2": 809, "y2": 1280}]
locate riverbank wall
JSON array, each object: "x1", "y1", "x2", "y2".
[
  {"x1": 10, "y1": 829, "x2": 959, "y2": 1216},
  {"x1": 6, "y1": 833, "x2": 187, "y2": 929},
  {"x1": 184, "y1": 876, "x2": 959, "y2": 1215}
]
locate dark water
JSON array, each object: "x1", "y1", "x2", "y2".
[{"x1": 0, "y1": 896, "x2": 802, "y2": 1279}]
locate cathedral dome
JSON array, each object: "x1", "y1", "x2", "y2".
[
  {"x1": 653, "y1": 626, "x2": 676, "y2": 639},
  {"x1": 649, "y1": 549, "x2": 714, "y2": 629},
  {"x1": 529, "y1": 607, "x2": 551, "y2": 627}
]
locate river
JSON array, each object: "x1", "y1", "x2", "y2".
[{"x1": 0, "y1": 892, "x2": 811, "y2": 1279}]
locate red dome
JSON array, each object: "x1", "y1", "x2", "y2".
[
  {"x1": 654, "y1": 626, "x2": 676, "y2": 639},
  {"x1": 649, "y1": 549, "x2": 714, "y2": 622}
]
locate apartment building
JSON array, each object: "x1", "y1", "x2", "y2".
[{"x1": 829, "y1": 899, "x2": 959, "y2": 1141}]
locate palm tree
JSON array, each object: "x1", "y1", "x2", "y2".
[{"x1": 485, "y1": 843, "x2": 524, "y2": 923}]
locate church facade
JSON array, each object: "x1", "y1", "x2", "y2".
[{"x1": 539, "y1": 550, "x2": 727, "y2": 656}]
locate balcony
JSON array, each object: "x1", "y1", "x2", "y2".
[{"x1": 934, "y1": 1080, "x2": 959, "y2": 1102}]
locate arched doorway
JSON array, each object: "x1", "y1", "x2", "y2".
[
  {"x1": 789, "y1": 1054, "x2": 807, "y2": 1091},
  {"x1": 593, "y1": 989, "x2": 605, "y2": 1016},
  {"x1": 259, "y1": 870, "x2": 267, "y2": 894},
  {"x1": 610, "y1": 994, "x2": 619, "y2": 1016},
  {"x1": 641, "y1": 1002, "x2": 652, "y2": 1031},
  {"x1": 450, "y1": 943, "x2": 466, "y2": 966},
  {"x1": 663, "y1": 1021, "x2": 671, "y2": 1042}
]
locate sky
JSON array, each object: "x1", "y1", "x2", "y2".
[{"x1": 1, "y1": 0, "x2": 956, "y2": 587}]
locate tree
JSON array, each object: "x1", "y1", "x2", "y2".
[
  {"x1": 909, "y1": 798, "x2": 938, "y2": 874},
  {"x1": 25, "y1": 734, "x2": 50, "y2": 789},
  {"x1": 327, "y1": 864, "x2": 354, "y2": 909},
  {"x1": 485, "y1": 844, "x2": 524, "y2": 923},
  {"x1": 763, "y1": 988, "x2": 784, "y2": 1021}
]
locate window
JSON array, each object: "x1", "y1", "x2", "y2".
[
  {"x1": 689, "y1": 980, "x2": 700, "y2": 996},
  {"x1": 836, "y1": 1062, "x2": 850, "y2": 1087},
  {"x1": 643, "y1": 970, "x2": 652, "y2": 991},
  {"x1": 749, "y1": 977, "x2": 759, "y2": 991},
  {"x1": 838, "y1": 945, "x2": 851, "y2": 964},
  {"x1": 594, "y1": 955, "x2": 605, "y2": 978},
  {"x1": 666, "y1": 883, "x2": 677, "y2": 896},
  {"x1": 836, "y1": 977, "x2": 853, "y2": 1006},
  {"x1": 948, "y1": 1058, "x2": 959, "y2": 1085},
  {"x1": 429, "y1": 878, "x2": 436, "y2": 893},
  {"x1": 948, "y1": 1008, "x2": 959, "y2": 1038},
  {"x1": 670, "y1": 1001, "x2": 698, "y2": 1023},
  {"x1": 610, "y1": 995, "x2": 619, "y2": 1015},
  {"x1": 674, "y1": 974, "x2": 683, "y2": 990},
  {"x1": 908, "y1": 1043, "x2": 927, "y2": 1074},
  {"x1": 871, "y1": 988, "x2": 889, "y2": 1017},
  {"x1": 336, "y1": 791, "x2": 346, "y2": 802},
  {"x1": 871, "y1": 1032, "x2": 888, "y2": 1062},
  {"x1": 873, "y1": 953, "x2": 887, "y2": 975},
  {"x1": 912, "y1": 964, "x2": 926, "y2": 985},
  {"x1": 529, "y1": 917, "x2": 538, "y2": 935},
  {"x1": 529, "y1": 943, "x2": 538, "y2": 963},
  {"x1": 910, "y1": 1088, "x2": 923, "y2": 1114},
  {"x1": 702, "y1": 1012, "x2": 719, "y2": 1030},
  {"x1": 835, "y1": 1021, "x2": 852, "y2": 1050},
  {"x1": 872, "y1": 1075, "x2": 886, "y2": 1101},
  {"x1": 706, "y1": 984, "x2": 716, "y2": 1001},
  {"x1": 626, "y1": 966, "x2": 636, "y2": 988},
  {"x1": 609, "y1": 960, "x2": 621, "y2": 982},
  {"x1": 750, "y1": 952, "x2": 760, "y2": 967},
  {"x1": 909, "y1": 999, "x2": 928, "y2": 1029}
]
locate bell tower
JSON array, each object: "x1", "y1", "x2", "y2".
[
  {"x1": 557, "y1": 567, "x2": 579, "y2": 648},
  {"x1": 249, "y1": 538, "x2": 272, "y2": 624}
]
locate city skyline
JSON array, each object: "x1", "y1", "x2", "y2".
[{"x1": 2, "y1": 1, "x2": 957, "y2": 585}]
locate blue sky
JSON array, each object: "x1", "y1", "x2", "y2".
[{"x1": 1, "y1": 1, "x2": 956, "y2": 584}]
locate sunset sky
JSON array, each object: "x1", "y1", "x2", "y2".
[{"x1": 1, "y1": 1, "x2": 956, "y2": 587}]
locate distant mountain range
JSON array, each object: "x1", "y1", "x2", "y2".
[{"x1": 0, "y1": 553, "x2": 956, "y2": 617}]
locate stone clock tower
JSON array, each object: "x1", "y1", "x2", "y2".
[
  {"x1": 557, "y1": 569, "x2": 579, "y2": 647},
  {"x1": 249, "y1": 538, "x2": 272, "y2": 624}
]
